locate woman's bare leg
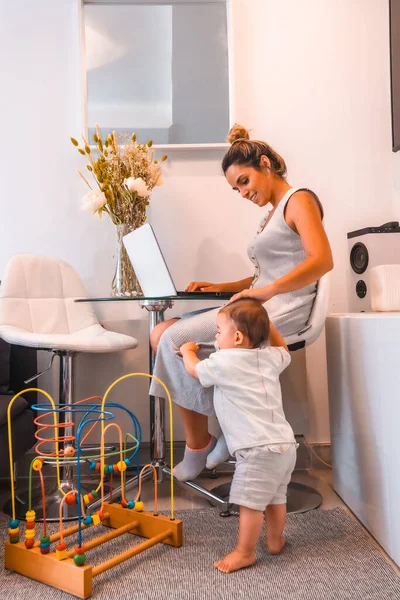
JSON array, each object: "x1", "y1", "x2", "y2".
[
  {"x1": 214, "y1": 506, "x2": 263, "y2": 573},
  {"x1": 177, "y1": 406, "x2": 210, "y2": 448},
  {"x1": 150, "y1": 318, "x2": 179, "y2": 355}
]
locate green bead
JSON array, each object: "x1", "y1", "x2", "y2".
[
  {"x1": 40, "y1": 536, "x2": 51, "y2": 544},
  {"x1": 10, "y1": 536, "x2": 19, "y2": 544},
  {"x1": 91, "y1": 489, "x2": 99, "y2": 499},
  {"x1": 73, "y1": 553, "x2": 86, "y2": 566}
]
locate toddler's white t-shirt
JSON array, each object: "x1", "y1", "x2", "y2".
[{"x1": 196, "y1": 346, "x2": 295, "y2": 456}]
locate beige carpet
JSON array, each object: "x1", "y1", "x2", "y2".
[{"x1": 1, "y1": 507, "x2": 399, "y2": 599}]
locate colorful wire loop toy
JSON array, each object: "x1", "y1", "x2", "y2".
[{"x1": 4, "y1": 373, "x2": 182, "y2": 599}]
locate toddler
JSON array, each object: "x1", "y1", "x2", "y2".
[{"x1": 180, "y1": 298, "x2": 296, "y2": 574}]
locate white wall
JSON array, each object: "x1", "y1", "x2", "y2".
[
  {"x1": 230, "y1": 0, "x2": 395, "y2": 441},
  {"x1": 0, "y1": 0, "x2": 396, "y2": 443}
]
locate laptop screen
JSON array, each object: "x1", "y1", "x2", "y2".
[{"x1": 123, "y1": 223, "x2": 178, "y2": 297}]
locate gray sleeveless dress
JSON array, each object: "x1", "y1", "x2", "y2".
[{"x1": 149, "y1": 187, "x2": 322, "y2": 415}]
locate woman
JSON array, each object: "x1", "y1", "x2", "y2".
[{"x1": 149, "y1": 124, "x2": 333, "y2": 481}]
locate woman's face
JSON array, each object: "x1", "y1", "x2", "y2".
[{"x1": 225, "y1": 161, "x2": 271, "y2": 207}]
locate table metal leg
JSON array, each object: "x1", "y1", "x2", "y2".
[
  {"x1": 91, "y1": 301, "x2": 173, "y2": 511},
  {"x1": 142, "y1": 300, "x2": 173, "y2": 481}
]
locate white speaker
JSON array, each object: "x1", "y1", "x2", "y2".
[{"x1": 348, "y1": 221, "x2": 400, "y2": 312}]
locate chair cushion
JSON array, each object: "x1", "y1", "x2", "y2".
[
  {"x1": 0, "y1": 255, "x2": 138, "y2": 353},
  {"x1": 0, "y1": 255, "x2": 98, "y2": 334},
  {"x1": 0, "y1": 324, "x2": 137, "y2": 353}
]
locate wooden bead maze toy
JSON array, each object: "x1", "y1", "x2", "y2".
[{"x1": 4, "y1": 373, "x2": 182, "y2": 599}]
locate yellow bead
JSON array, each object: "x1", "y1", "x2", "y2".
[
  {"x1": 32, "y1": 459, "x2": 43, "y2": 471},
  {"x1": 25, "y1": 529, "x2": 36, "y2": 539},
  {"x1": 134, "y1": 501, "x2": 144, "y2": 512},
  {"x1": 8, "y1": 527, "x2": 19, "y2": 535},
  {"x1": 117, "y1": 461, "x2": 127, "y2": 472},
  {"x1": 92, "y1": 514, "x2": 101, "y2": 525},
  {"x1": 25, "y1": 510, "x2": 36, "y2": 521},
  {"x1": 83, "y1": 495, "x2": 90, "y2": 505},
  {"x1": 56, "y1": 549, "x2": 67, "y2": 561}
]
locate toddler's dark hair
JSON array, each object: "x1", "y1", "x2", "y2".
[{"x1": 219, "y1": 298, "x2": 270, "y2": 348}]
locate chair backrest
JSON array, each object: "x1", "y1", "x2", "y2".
[
  {"x1": 285, "y1": 272, "x2": 331, "y2": 349},
  {"x1": 0, "y1": 254, "x2": 99, "y2": 334}
]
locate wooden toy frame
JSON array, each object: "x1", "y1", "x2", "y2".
[{"x1": 5, "y1": 503, "x2": 182, "y2": 599}]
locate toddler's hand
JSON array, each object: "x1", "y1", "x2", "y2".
[{"x1": 180, "y1": 341, "x2": 200, "y2": 354}]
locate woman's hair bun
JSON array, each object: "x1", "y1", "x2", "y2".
[{"x1": 227, "y1": 123, "x2": 250, "y2": 144}]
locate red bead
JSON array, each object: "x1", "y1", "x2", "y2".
[
  {"x1": 40, "y1": 547, "x2": 50, "y2": 554},
  {"x1": 96, "y1": 510, "x2": 104, "y2": 519},
  {"x1": 65, "y1": 493, "x2": 76, "y2": 506},
  {"x1": 56, "y1": 541, "x2": 66, "y2": 551},
  {"x1": 120, "y1": 499, "x2": 128, "y2": 508},
  {"x1": 9, "y1": 531, "x2": 19, "y2": 538},
  {"x1": 25, "y1": 539, "x2": 35, "y2": 549},
  {"x1": 88, "y1": 493, "x2": 94, "y2": 502},
  {"x1": 74, "y1": 545, "x2": 85, "y2": 554},
  {"x1": 95, "y1": 463, "x2": 101, "y2": 472},
  {"x1": 113, "y1": 464, "x2": 119, "y2": 473},
  {"x1": 26, "y1": 521, "x2": 35, "y2": 529}
]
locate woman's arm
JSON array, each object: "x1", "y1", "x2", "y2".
[
  {"x1": 185, "y1": 276, "x2": 254, "y2": 293},
  {"x1": 230, "y1": 191, "x2": 333, "y2": 304},
  {"x1": 268, "y1": 323, "x2": 288, "y2": 352}
]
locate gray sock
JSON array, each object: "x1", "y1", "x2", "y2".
[
  {"x1": 173, "y1": 435, "x2": 217, "y2": 482},
  {"x1": 206, "y1": 434, "x2": 230, "y2": 469}
]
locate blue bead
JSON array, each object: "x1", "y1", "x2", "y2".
[
  {"x1": 83, "y1": 516, "x2": 93, "y2": 526},
  {"x1": 89, "y1": 462, "x2": 97, "y2": 470},
  {"x1": 127, "y1": 500, "x2": 135, "y2": 509},
  {"x1": 124, "y1": 458, "x2": 131, "y2": 467},
  {"x1": 39, "y1": 541, "x2": 50, "y2": 549},
  {"x1": 108, "y1": 465, "x2": 113, "y2": 474},
  {"x1": 9, "y1": 519, "x2": 19, "y2": 528}
]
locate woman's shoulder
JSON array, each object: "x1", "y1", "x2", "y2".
[{"x1": 284, "y1": 187, "x2": 323, "y2": 219}]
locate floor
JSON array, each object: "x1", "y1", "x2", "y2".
[
  {"x1": 1, "y1": 467, "x2": 399, "y2": 577},
  {"x1": 137, "y1": 467, "x2": 400, "y2": 576}
]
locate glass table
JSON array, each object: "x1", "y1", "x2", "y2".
[{"x1": 76, "y1": 294, "x2": 233, "y2": 514}]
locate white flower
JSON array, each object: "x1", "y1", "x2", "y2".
[
  {"x1": 124, "y1": 177, "x2": 150, "y2": 197},
  {"x1": 81, "y1": 189, "x2": 107, "y2": 212}
]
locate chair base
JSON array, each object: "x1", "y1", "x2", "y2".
[
  {"x1": 209, "y1": 481, "x2": 322, "y2": 516},
  {"x1": 3, "y1": 479, "x2": 105, "y2": 522}
]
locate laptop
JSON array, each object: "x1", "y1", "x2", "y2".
[{"x1": 123, "y1": 223, "x2": 234, "y2": 299}]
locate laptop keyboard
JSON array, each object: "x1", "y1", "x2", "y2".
[{"x1": 176, "y1": 291, "x2": 234, "y2": 299}]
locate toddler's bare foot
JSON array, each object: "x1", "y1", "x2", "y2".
[
  {"x1": 214, "y1": 549, "x2": 256, "y2": 574},
  {"x1": 265, "y1": 536, "x2": 286, "y2": 555}
]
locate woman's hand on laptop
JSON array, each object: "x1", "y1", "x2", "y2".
[
  {"x1": 185, "y1": 281, "x2": 223, "y2": 292},
  {"x1": 185, "y1": 281, "x2": 220, "y2": 292}
]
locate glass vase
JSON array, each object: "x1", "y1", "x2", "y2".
[{"x1": 111, "y1": 223, "x2": 144, "y2": 297}]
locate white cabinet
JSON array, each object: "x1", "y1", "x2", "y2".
[{"x1": 326, "y1": 313, "x2": 400, "y2": 566}]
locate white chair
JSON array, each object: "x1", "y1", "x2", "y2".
[
  {"x1": 0, "y1": 254, "x2": 138, "y2": 520},
  {"x1": 285, "y1": 271, "x2": 331, "y2": 349},
  {"x1": 283, "y1": 272, "x2": 331, "y2": 513},
  {"x1": 203, "y1": 273, "x2": 331, "y2": 515}
]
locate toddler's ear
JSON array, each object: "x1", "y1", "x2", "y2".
[{"x1": 234, "y1": 330, "x2": 244, "y2": 346}]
